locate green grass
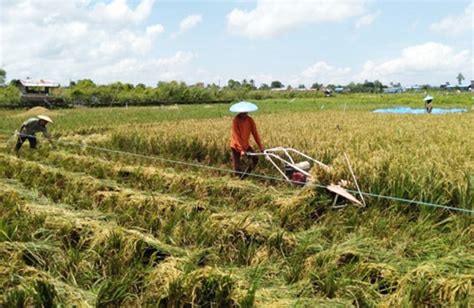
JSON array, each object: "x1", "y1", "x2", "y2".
[{"x1": 0, "y1": 92, "x2": 471, "y2": 132}]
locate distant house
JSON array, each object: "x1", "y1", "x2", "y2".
[
  {"x1": 334, "y1": 87, "x2": 344, "y2": 93},
  {"x1": 471, "y1": 80, "x2": 474, "y2": 92},
  {"x1": 17, "y1": 79, "x2": 60, "y2": 95},
  {"x1": 14, "y1": 79, "x2": 65, "y2": 106},
  {"x1": 384, "y1": 87, "x2": 403, "y2": 94},
  {"x1": 446, "y1": 84, "x2": 471, "y2": 91},
  {"x1": 404, "y1": 85, "x2": 422, "y2": 91}
]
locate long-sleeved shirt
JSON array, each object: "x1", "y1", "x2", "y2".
[
  {"x1": 230, "y1": 115, "x2": 263, "y2": 152},
  {"x1": 20, "y1": 117, "x2": 50, "y2": 138}
]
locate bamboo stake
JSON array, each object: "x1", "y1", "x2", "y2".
[{"x1": 344, "y1": 152, "x2": 366, "y2": 207}]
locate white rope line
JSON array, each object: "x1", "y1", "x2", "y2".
[{"x1": 2, "y1": 129, "x2": 473, "y2": 214}]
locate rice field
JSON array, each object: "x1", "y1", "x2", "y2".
[{"x1": 0, "y1": 93, "x2": 473, "y2": 306}]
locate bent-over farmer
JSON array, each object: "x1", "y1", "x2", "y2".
[
  {"x1": 15, "y1": 115, "x2": 54, "y2": 155},
  {"x1": 229, "y1": 101, "x2": 264, "y2": 177},
  {"x1": 424, "y1": 95, "x2": 433, "y2": 113}
]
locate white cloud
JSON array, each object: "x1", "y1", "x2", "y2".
[
  {"x1": 91, "y1": 0, "x2": 155, "y2": 24},
  {"x1": 156, "y1": 51, "x2": 195, "y2": 68},
  {"x1": 355, "y1": 10, "x2": 380, "y2": 29},
  {"x1": 430, "y1": 2, "x2": 473, "y2": 35},
  {"x1": 302, "y1": 61, "x2": 351, "y2": 84},
  {"x1": 248, "y1": 74, "x2": 275, "y2": 86},
  {"x1": 354, "y1": 42, "x2": 471, "y2": 84},
  {"x1": 179, "y1": 14, "x2": 202, "y2": 33},
  {"x1": 222, "y1": 63, "x2": 352, "y2": 88},
  {"x1": 227, "y1": 0, "x2": 368, "y2": 38},
  {"x1": 0, "y1": 0, "x2": 195, "y2": 86},
  {"x1": 201, "y1": 64, "x2": 353, "y2": 89},
  {"x1": 146, "y1": 24, "x2": 165, "y2": 36},
  {"x1": 170, "y1": 14, "x2": 203, "y2": 38},
  {"x1": 94, "y1": 51, "x2": 196, "y2": 84}
]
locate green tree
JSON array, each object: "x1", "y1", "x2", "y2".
[
  {"x1": 0, "y1": 68, "x2": 6, "y2": 85},
  {"x1": 76, "y1": 79, "x2": 96, "y2": 88},
  {"x1": 456, "y1": 73, "x2": 465, "y2": 85},
  {"x1": 373, "y1": 80, "x2": 384, "y2": 93},
  {"x1": 227, "y1": 79, "x2": 241, "y2": 89},
  {"x1": 270, "y1": 81, "x2": 284, "y2": 89},
  {"x1": 249, "y1": 79, "x2": 256, "y2": 90},
  {"x1": 241, "y1": 79, "x2": 254, "y2": 91},
  {"x1": 0, "y1": 85, "x2": 21, "y2": 105}
]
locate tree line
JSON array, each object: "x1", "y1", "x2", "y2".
[
  {"x1": 0, "y1": 69, "x2": 468, "y2": 108},
  {"x1": 1, "y1": 79, "x2": 329, "y2": 107}
]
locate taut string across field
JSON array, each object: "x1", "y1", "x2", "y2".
[{"x1": 1, "y1": 129, "x2": 473, "y2": 214}]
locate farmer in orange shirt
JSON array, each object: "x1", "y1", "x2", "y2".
[{"x1": 229, "y1": 101, "x2": 264, "y2": 176}]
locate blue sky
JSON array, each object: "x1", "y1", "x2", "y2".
[{"x1": 0, "y1": 0, "x2": 472, "y2": 87}]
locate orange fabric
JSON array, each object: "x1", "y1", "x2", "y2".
[{"x1": 230, "y1": 115, "x2": 263, "y2": 152}]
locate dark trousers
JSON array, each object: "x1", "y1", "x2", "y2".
[
  {"x1": 231, "y1": 147, "x2": 258, "y2": 176},
  {"x1": 15, "y1": 134, "x2": 37, "y2": 151},
  {"x1": 426, "y1": 103, "x2": 433, "y2": 113}
]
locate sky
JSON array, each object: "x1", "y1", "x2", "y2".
[{"x1": 0, "y1": 0, "x2": 472, "y2": 87}]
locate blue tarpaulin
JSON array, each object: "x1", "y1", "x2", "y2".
[{"x1": 373, "y1": 107, "x2": 467, "y2": 114}]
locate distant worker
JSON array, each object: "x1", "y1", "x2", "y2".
[
  {"x1": 324, "y1": 89, "x2": 332, "y2": 97},
  {"x1": 424, "y1": 95, "x2": 433, "y2": 113},
  {"x1": 229, "y1": 101, "x2": 264, "y2": 177},
  {"x1": 15, "y1": 115, "x2": 54, "y2": 155}
]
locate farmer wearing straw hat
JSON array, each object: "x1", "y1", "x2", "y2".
[
  {"x1": 229, "y1": 101, "x2": 264, "y2": 177},
  {"x1": 15, "y1": 115, "x2": 54, "y2": 155},
  {"x1": 424, "y1": 95, "x2": 433, "y2": 113}
]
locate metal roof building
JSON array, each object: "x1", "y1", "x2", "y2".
[
  {"x1": 384, "y1": 87, "x2": 403, "y2": 94},
  {"x1": 13, "y1": 79, "x2": 66, "y2": 107},
  {"x1": 19, "y1": 79, "x2": 60, "y2": 88}
]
